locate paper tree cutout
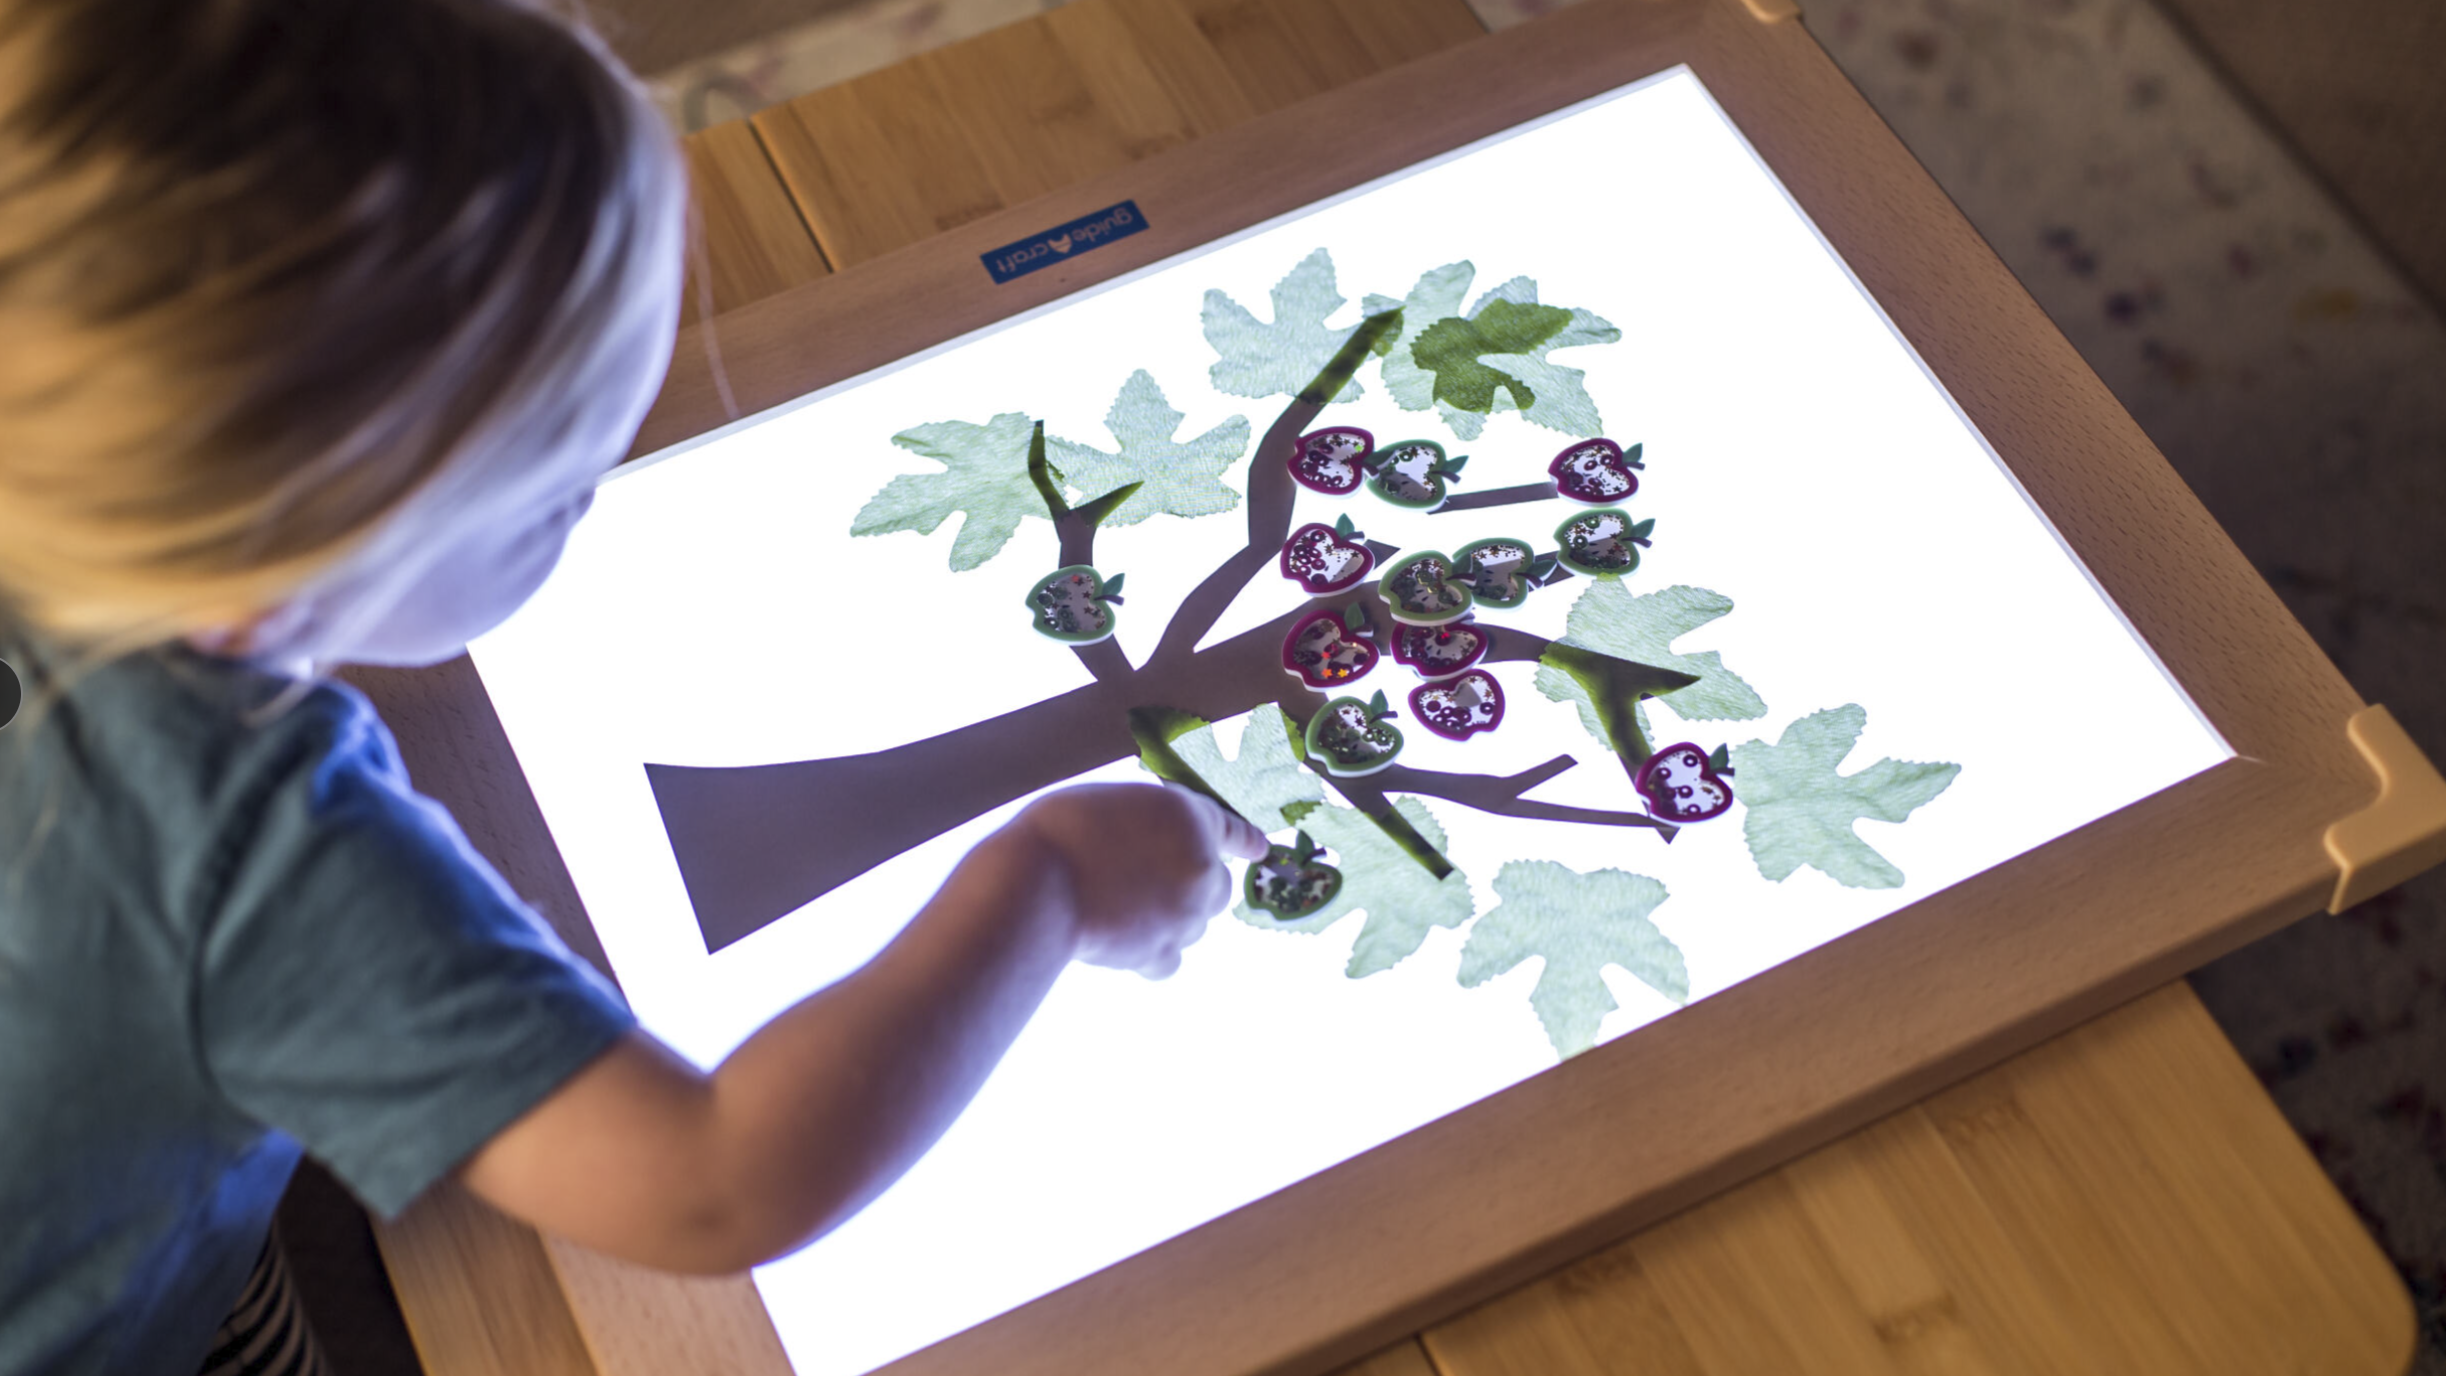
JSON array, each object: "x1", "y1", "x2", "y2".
[
  {"x1": 1245, "y1": 832, "x2": 1343, "y2": 920},
  {"x1": 858, "y1": 375, "x2": 1248, "y2": 571},
  {"x1": 652, "y1": 256, "x2": 1960, "y2": 989},
  {"x1": 1731, "y1": 705, "x2": 1960, "y2": 888},
  {"x1": 850, "y1": 411, "x2": 1048, "y2": 571},
  {"x1": 1459, "y1": 860, "x2": 1687, "y2": 1059},
  {"x1": 1203, "y1": 248, "x2": 1365, "y2": 403},
  {"x1": 1233, "y1": 797, "x2": 1476, "y2": 979},
  {"x1": 1366, "y1": 262, "x2": 1620, "y2": 440},
  {"x1": 1162, "y1": 708, "x2": 1325, "y2": 832},
  {"x1": 1536, "y1": 582, "x2": 1769, "y2": 747},
  {"x1": 1365, "y1": 260, "x2": 1475, "y2": 406},
  {"x1": 1046, "y1": 370, "x2": 1248, "y2": 527}
]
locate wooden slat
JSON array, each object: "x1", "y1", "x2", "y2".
[
  {"x1": 1782, "y1": 1119, "x2": 2065, "y2": 1376},
  {"x1": 373, "y1": 1183, "x2": 597, "y2": 1376},
  {"x1": 1420, "y1": 985, "x2": 2415, "y2": 1376},
  {"x1": 1173, "y1": 0, "x2": 1377, "y2": 114},
  {"x1": 544, "y1": 1238, "x2": 791, "y2": 1376},
  {"x1": 1324, "y1": 0, "x2": 1491, "y2": 70},
  {"x1": 1330, "y1": 1339, "x2": 1442, "y2": 1376},
  {"x1": 1055, "y1": 0, "x2": 1255, "y2": 145},
  {"x1": 914, "y1": 19, "x2": 1141, "y2": 207},
  {"x1": 753, "y1": 0, "x2": 1486, "y2": 269},
  {"x1": 754, "y1": 63, "x2": 1007, "y2": 269},
  {"x1": 677, "y1": 122, "x2": 830, "y2": 325},
  {"x1": 1415, "y1": 1246, "x2": 1709, "y2": 1376}
]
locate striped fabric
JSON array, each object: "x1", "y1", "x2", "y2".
[{"x1": 198, "y1": 1234, "x2": 332, "y2": 1376}]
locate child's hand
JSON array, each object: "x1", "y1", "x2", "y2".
[
  {"x1": 465, "y1": 781, "x2": 1270, "y2": 1271},
  {"x1": 1017, "y1": 783, "x2": 1269, "y2": 978}
]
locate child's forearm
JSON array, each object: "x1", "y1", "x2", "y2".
[
  {"x1": 460, "y1": 817, "x2": 1082, "y2": 1273},
  {"x1": 700, "y1": 819, "x2": 1081, "y2": 1264}
]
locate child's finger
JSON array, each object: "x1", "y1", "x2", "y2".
[
  {"x1": 1136, "y1": 944, "x2": 1186, "y2": 981},
  {"x1": 1166, "y1": 783, "x2": 1268, "y2": 861}
]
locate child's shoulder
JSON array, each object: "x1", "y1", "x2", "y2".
[{"x1": 1, "y1": 635, "x2": 403, "y2": 915}]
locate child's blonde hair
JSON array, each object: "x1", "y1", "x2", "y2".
[{"x1": 0, "y1": 0, "x2": 685, "y2": 657}]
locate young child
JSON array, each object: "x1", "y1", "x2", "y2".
[{"x1": 0, "y1": 3, "x2": 1266, "y2": 1373}]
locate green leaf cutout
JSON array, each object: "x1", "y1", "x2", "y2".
[
  {"x1": 1534, "y1": 582, "x2": 1768, "y2": 750},
  {"x1": 1046, "y1": 370, "x2": 1249, "y2": 527},
  {"x1": 1154, "y1": 708, "x2": 1327, "y2": 833},
  {"x1": 1366, "y1": 261, "x2": 1476, "y2": 410},
  {"x1": 1731, "y1": 705, "x2": 1960, "y2": 889},
  {"x1": 1202, "y1": 249, "x2": 1364, "y2": 403},
  {"x1": 1380, "y1": 272, "x2": 1620, "y2": 440},
  {"x1": 853, "y1": 411, "x2": 1047, "y2": 571},
  {"x1": 1459, "y1": 861, "x2": 1687, "y2": 1060},
  {"x1": 1413, "y1": 300, "x2": 1573, "y2": 414},
  {"x1": 1232, "y1": 797, "x2": 1474, "y2": 978}
]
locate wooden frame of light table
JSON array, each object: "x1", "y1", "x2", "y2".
[{"x1": 364, "y1": 1, "x2": 2446, "y2": 1373}]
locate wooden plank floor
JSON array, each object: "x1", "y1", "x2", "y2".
[
  {"x1": 379, "y1": 3, "x2": 2412, "y2": 1373},
  {"x1": 1410, "y1": 984, "x2": 2408, "y2": 1375},
  {"x1": 677, "y1": 120, "x2": 830, "y2": 324},
  {"x1": 748, "y1": 0, "x2": 1486, "y2": 268}
]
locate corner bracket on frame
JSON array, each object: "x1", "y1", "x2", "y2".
[{"x1": 2324, "y1": 705, "x2": 2446, "y2": 913}]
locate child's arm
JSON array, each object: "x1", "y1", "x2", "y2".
[{"x1": 454, "y1": 783, "x2": 1267, "y2": 1274}]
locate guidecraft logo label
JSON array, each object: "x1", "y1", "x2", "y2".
[{"x1": 981, "y1": 200, "x2": 1147, "y2": 285}]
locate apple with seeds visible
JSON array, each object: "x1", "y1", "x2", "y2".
[
  {"x1": 1244, "y1": 831, "x2": 1342, "y2": 920},
  {"x1": 1365, "y1": 439, "x2": 1467, "y2": 510},
  {"x1": 1377, "y1": 550, "x2": 1474, "y2": 625},
  {"x1": 1548, "y1": 438, "x2": 1643, "y2": 504},
  {"x1": 1634, "y1": 741, "x2": 1736, "y2": 822},
  {"x1": 1305, "y1": 690, "x2": 1405, "y2": 777},
  {"x1": 1289, "y1": 426, "x2": 1373, "y2": 495},
  {"x1": 1409, "y1": 670, "x2": 1505, "y2": 741},
  {"x1": 1024, "y1": 565, "x2": 1123, "y2": 644},
  {"x1": 1391, "y1": 620, "x2": 1488, "y2": 681},
  {"x1": 1454, "y1": 537, "x2": 1538, "y2": 609},
  {"x1": 1281, "y1": 603, "x2": 1379, "y2": 689},
  {"x1": 1279, "y1": 514, "x2": 1375, "y2": 595},
  {"x1": 1553, "y1": 508, "x2": 1653, "y2": 578}
]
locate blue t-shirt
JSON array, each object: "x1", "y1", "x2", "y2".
[{"x1": 0, "y1": 635, "x2": 636, "y2": 1376}]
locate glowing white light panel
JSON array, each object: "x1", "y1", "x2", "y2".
[{"x1": 469, "y1": 68, "x2": 2229, "y2": 1376}]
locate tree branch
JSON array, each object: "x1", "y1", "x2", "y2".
[
  {"x1": 1026, "y1": 420, "x2": 1140, "y2": 683},
  {"x1": 1152, "y1": 311, "x2": 1401, "y2": 666},
  {"x1": 1434, "y1": 480, "x2": 1556, "y2": 513},
  {"x1": 1313, "y1": 772, "x2": 1461, "y2": 879},
  {"x1": 1072, "y1": 637, "x2": 1133, "y2": 683},
  {"x1": 1375, "y1": 756, "x2": 1679, "y2": 835}
]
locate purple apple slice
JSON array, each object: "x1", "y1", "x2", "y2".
[
  {"x1": 1289, "y1": 426, "x2": 1373, "y2": 495},
  {"x1": 1244, "y1": 831, "x2": 1343, "y2": 920},
  {"x1": 1409, "y1": 670, "x2": 1505, "y2": 741},
  {"x1": 1279, "y1": 515, "x2": 1375, "y2": 595},
  {"x1": 1391, "y1": 620, "x2": 1488, "y2": 681},
  {"x1": 1365, "y1": 438, "x2": 1466, "y2": 510},
  {"x1": 1304, "y1": 690, "x2": 1405, "y2": 777},
  {"x1": 1548, "y1": 438, "x2": 1643, "y2": 504},
  {"x1": 1553, "y1": 507, "x2": 1652, "y2": 578},
  {"x1": 1376, "y1": 550, "x2": 1474, "y2": 626},
  {"x1": 1281, "y1": 604, "x2": 1379, "y2": 689},
  {"x1": 1633, "y1": 741, "x2": 1736, "y2": 823},
  {"x1": 1025, "y1": 564, "x2": 1123, "y2": 644},
  {"x1": 1454, "y1": 537, "x2": 1538, "y2": 610}
]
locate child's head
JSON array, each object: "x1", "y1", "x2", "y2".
[{"x1": 0, "y1": 0, "x2": 686, "y2": 668}]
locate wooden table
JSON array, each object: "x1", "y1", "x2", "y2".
[{"x1": 373, "y1": 2, "x2": 2416, "y2": 1371}]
